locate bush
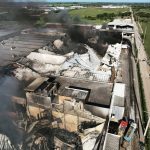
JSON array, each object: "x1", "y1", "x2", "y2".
[
  {"x1": 140, "y1": 33, "x2": 144, "y2": 39},
  {"x1": 85, "y1": 15, "x2": 96, "y2": 20},
  {"x1": 35, "y1": 17, "x2": 45, "y2": 27}
]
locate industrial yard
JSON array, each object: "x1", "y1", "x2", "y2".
[{"x1": 0, "y1": 2, "x2": 148, "y2": 150}]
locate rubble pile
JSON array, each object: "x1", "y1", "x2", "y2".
[
  {"x1": 68, "y1": 26, "x2": 122, "y2": 56},
  {"x1": 22, "y1": 122, "x2": 83, "y2": 150},
  {"x1": 0, "y1": 27, "x2": 126, "y2": 150},
  {"x1": 53, "y1": 39, "x2": 64, "y2": 49},
  {"x1": 1, "y1": 76, "x2": 105, "y2": 150},
  {"x1": 0, "y1": 19, "x2": 133, "y2": 150},
  {"x1": 27, "y1": 52, "x2": 67, "y2": 65},
  {"x1": 14, "y1": 66, "x2": 41, "y2": 81},
  {"x1": 10, "y1": 29, "x2": 122, "y2": 83},
  {"x1": 14, "y1": 42, "x2": 121, "y2": 82},
  {"x1": 0, "y1": 134, "x2": 16, "y2": 150}
]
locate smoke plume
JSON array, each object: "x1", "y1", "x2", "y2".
[{"x1": 0, "y1": 76, "x2": 25, "y2": 146}]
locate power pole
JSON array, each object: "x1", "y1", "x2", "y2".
[{"x1": 144, "y1": 117, "x2": 150, "y2": 137}]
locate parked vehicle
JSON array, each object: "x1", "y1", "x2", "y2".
[
  {"x1": 122, "y1": 122, "x2": 137, "y2": 148},
  {"x1": 118, "y1": 120, "x2": 128, "y2": 136}
]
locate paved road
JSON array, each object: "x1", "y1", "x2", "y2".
[{"x1": 132, "y1": 10, "x2": 150, "y2": 116}]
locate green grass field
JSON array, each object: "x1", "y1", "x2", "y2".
[
  {"x1": 133, "y1": 6, "x2": 150, "y2": 150},
  {"x1": 141, "y1": 22, "x2": 150, "y2": 58},
  {"x1": 69, "y1": 7, "x2": 129, "y2": 24},
  {"x1": 133, "y1": 6, "x2": 150, "y2": 58}
]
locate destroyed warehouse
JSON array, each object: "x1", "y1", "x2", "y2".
[{"x1": 0, "y1": 10, "x2": 137, "y2": 149}]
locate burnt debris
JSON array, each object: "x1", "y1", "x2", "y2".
[{"x1": 68, "y1": 25, "x2": 122, "y2": 56}]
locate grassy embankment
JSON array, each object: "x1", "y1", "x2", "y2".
[
  {"x1": 69, "y1": 7, "x2": 129, "y2": 24},
  {"x1": 133, "y1": 6, "x2": 150, "y2": 58},
  {"x1": 137, "y1": 62, "x2": 150, "y2": 150},
  {"x1": 133, "y1": 6, "x2": 150, "y2": 150},
  {"x1": 141, "y1": 22, "x2": 150, "y2": 57}
]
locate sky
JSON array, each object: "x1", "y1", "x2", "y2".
[{"x1": 0, "y1": 0, "x2": 149, "y2": 3}]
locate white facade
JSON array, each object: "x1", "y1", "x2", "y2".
[
  {"x1": 102, "y1": 5, "x2": 127, "y2": 8},
  {"x1": 108, "y1": 19, "x2": 134, "y2": 31},
  {"x1": 113, "y1": 83, "x2": 125, "y2": 98}
]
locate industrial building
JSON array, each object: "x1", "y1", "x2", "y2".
[
  {"x1": 108, "y1": 19, "x2": 134, "y2": 31},
  {"x1": 24, "y1": 76, "x2": 106, "y2": 150},
  {"x1": 0, "y1": 8, "x2": 138, "y2": 149}
]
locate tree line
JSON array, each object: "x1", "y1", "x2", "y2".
[
  {"x1": 85, "y1": 11, "x2": 131, "y2": 21},
  {"x1": 133, "y1": 6, "x2": 150, "y2": 22}
]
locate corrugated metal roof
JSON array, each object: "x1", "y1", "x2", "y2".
[
  {"x1": 105, "y1": 133, "x2": 120, "y2": 150},
  {"x1": 60, "y1": 87, "x2": 89, "y2": 100},
  {"x1": 25, "y1": 77, "x2": 49, "y2": 92},
  {"x1": 108, "y1": 19, "x2": 133, "y2": 27}
]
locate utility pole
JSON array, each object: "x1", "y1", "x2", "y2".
[{"x1": 144, "y1": 117, "x2": 150, "y2": 137}]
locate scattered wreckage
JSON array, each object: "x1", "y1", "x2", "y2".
[
  {"x1": 0, "y1": 76, "x2": 106, "y2": 150},
  {"x1": 0, "y1": 26, "x2": 137, "y2": 150}
]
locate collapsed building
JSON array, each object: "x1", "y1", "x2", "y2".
[
  {"x1": 0, "y1": 23, "x2": 136, "y2": 150},
  {"x1": 23, "y1": 76, "x2": 106, "y2": 149},
  {"x1": 14, "y1": 28, "x2": 122, "y2": 83}
]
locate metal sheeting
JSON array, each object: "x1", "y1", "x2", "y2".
[
  {"x1": 60, "y1": 87, "x2": 89, "y2": 101},
  {"x1": 0, "y1": 134, "x2": 15, "y2": 150},
  {"x1": 25, "y1": 77, "x2": 48, "y2": 92},
  {"x1": 112, "y1": 106, "x2": 125, "y2": 120},
  {"x1": 105, "y1": 133, "x2": 120, "y2": 150}
]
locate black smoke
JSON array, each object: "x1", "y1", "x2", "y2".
[
  {"x1": 0, "y1": 76, "x2": 25, "y2": 147},
  {"x1": 68, "y1": 25, "x2": 122, "y2": 56}
]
